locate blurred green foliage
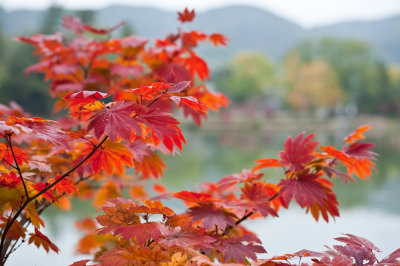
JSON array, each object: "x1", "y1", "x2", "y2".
[
  {"x1": 212, "y1": 52, "x2": 277, "y2": 102},
  {"x1": 285, "y1": 38, "x2": 399, "y2": 114}
]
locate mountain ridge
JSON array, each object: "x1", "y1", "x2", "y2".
[{"x1": 1, "y1": 4, "x2": 399, "y2": 63}]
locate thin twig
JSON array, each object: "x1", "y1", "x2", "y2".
[
  {"x1": 0, "y1": 136, "x2": 108, "y2": 264},
  {"x1": 225, "y1": 190, "x2": 281, "y2": 235},
  {"x1": 29, "y1": 136, "x2": 108, "y2": 203},
  {"x1": 6, "y1": 136, "x2": 29, "y2": 200}
]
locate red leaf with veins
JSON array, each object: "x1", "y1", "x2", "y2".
[
  {"x1": 218, "y1": 235, "x2": 266, "y2": 263},
  {"x1": 343, "y1": 142, "x2": 376, "y2": 160},
  {"x1": 28, "y1": 227, "x2": 59, "y2": 253},
  {"x1": 1, "y1": 144, "x2": 28, "y2": 166},
  {"x1": 188, "y1": 202, "x2": 236, "y2": 230},
  {"x1": 84, "y1": 139, "x2": 134, "y2": 175},
  {"x1": 25, "y1": 121, "x2": 70, "y2": 147},
  {"x1": 87, "y1": 101, "x2": 142, "y2": 141},
  {"x1": 159, "y1": 226, "x2": 215, "y2": 249},
  {"x1": 168, "y1": 81, "x2": 191, "y2": 93},
  {"x1": 141, "y1": 108, "x2": 185, "y2": 152},
  {"x1": 113, "y1": 222, "x2": 162, "y2": 245},
  {"x1": 170, "y1": 96, "x2": 207, "y2": 113},
  {"x1": 49, "y1": 174, "x2": 79, "y2": 196},
  {"x1": 335, "y1": 234, "x2": 381, "y2": 252},
  {"x1": 0, "y1": 172, "x2": 21, "y2": 188},
  {"x1": 278, "y1": 171, "x2": 327, "y2": 208},
  {"x1": 240, "y1": 183, "x2": 278, "y2": 217},
  {"x1": 279, "y1": 132, "x2": 319, "y2": 172},
  {"x1": 33, "y1": 183, "x2": 57, "y2": 202},
  {"x1": 217, "y1": 169, "x2": 263, "y2": 190},
  {"x1": 130, "y1": 82, "x2": 170, "y2": 100},
  {"x1": 173, "y1": 191, "x2": 216, "y2": 205},
  {"x1": 64, "y1": 91, "x2": 108, "y2": 107},
  {"x1": 183, "y1": 52, "x2": 210, "y2": 81}
]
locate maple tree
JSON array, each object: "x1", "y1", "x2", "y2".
[{"x1": 0, "y1": 7, "x2": 398, "y2": 266}]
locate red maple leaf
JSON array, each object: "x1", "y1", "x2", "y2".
[
  {"x1": 0, "y1": 143, "x2": 28, "y2": 166},
  {"x1": 182, "y1": 31, "x2": 207, "y2": 48},
  {"x1": 159, "y1": 226, "x2": 215, "y2": 249},
  {"x1": 69, "y1": 259, "x2": 91, "y2": 266},
  {"x1": 173, "y1": 191, "x2": 216, "y2": 205},
  {"x1": 183, "y1": 52, "x2": 210, "y2": 81},
  {"x1": 240, "y1": 183, "x2": 278, "y2": 217},
  {"x1": 0, "y1": 172, "x2": 21, "y2": 188},
  {"x1": 217, "y1": 169, "x2": 264, "y2": 190},
  {"x1": 380, "y1": 248, "x2": 400, "y2": 264},
  {"x1": 130, "y1": 82, "x2": 170, "y2": 100},
  {"x1": 87, "y1": 101, "x2": 142, "y2": 141},
  {"x1": 33, "y1": 183, "x2": 57, "y2": 202},
  {"x1": 279, "y1": 132, "x2": 319, "y2": 172},
  {"x1": 209, "y1": 33, "x2": 229, "y2": 46},
  {"x1": 49, "y1": 174, "x2": 79, "y2": 196},
  {"x1": 344, "y1": 125, "x2": 371, "y2": 144},
  {"x1": 167, "y1": 81, "x2": 191, "y2": 93},
  {"x1": 170, "y1": 96, "x2": 207, "y2": 113},
  {"x1": 64, "y1": 90, "x2": 109, "y2": 107},
  {"x1": 83, "y1": 139, "x2": 134, "y2": 175},
  {"x1": 113, "y1": 222, "x2": 162, "y2": 245},
  {"x1": 178, "y1": 8, "x2": 195, "y2": 23},
  {"x1": 335, "y1": 234, "x2": 381, "y2": 252},
  {"x1": 343, "y1": 142, "x2": 376, "y2": 160},
  {"x1": 252, "y1": 158, "x2": 283, "y2": 172},
  {"x1": 278, "y1": 171, "x2": 327, "y2": 208},
  {"x1": 28, "y1": 227, "x2": 59, "y2": 253},
  {"x1": 141, "y1": 108, "x2": 185, "y2": 152},
  {"x1": 218, "y1": 235, "x2": 266, "y2": 263},
  {"x1": 188, "y1": 202, "x2": 236, "y2": 230}
]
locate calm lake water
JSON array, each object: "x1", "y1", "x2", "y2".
[{"x1": 8, "y1": 116, "x2": 400, "y2": 265}]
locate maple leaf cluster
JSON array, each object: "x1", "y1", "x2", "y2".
[
  {"x1": 72, "y1": 126, "x2": 384, "y2": 265},
  {"x1": 0, "y1": 8, "x2": 228, "y2": 264},
  {"x1": 0, "y1": 7, "x2": 397, "y2": 266},
  {"x1": 259, "y1": 234, "x2": 400, "y2": 266}
]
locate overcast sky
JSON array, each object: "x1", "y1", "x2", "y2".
[{"x1": 1, "y1": 0, "x2": 400, "y2": 27}]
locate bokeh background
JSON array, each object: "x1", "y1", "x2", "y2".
[{"x1": 1, "y1": 0, "x2": 400, "y2": 265}]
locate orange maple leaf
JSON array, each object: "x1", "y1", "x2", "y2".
[{"x1": 84, "y1": 139, "x2": 134, "y2": 175}]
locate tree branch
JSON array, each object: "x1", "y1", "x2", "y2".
[
  {"x1": 30, "y1": 136, "x2": 108, "y2": 203},
  {"x1": 0, "y1": 136, "x2": 108, "y2": 264},
  {"x1": 6, "y1": 135, "x2": 29, "y2": 200},
  {"x1": 225, "y1": 190, "x2": 281, "y2": 235}
]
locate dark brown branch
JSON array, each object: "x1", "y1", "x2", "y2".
[
  {"x1": 1, "y1": 88, "x2": 164, "y2": 264},
  {"x1": 225, "y1": 190, "x2": 281, "y2": 235},
  {"x1": 0, "y1": 136, "x2": 108, "y2": 265},
  {"x1": 29, "y1": 136, "x2": 108, "y2": 203},
  {"x1": 6, "y1": 136, "x2": 29, "y2": 200}
]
